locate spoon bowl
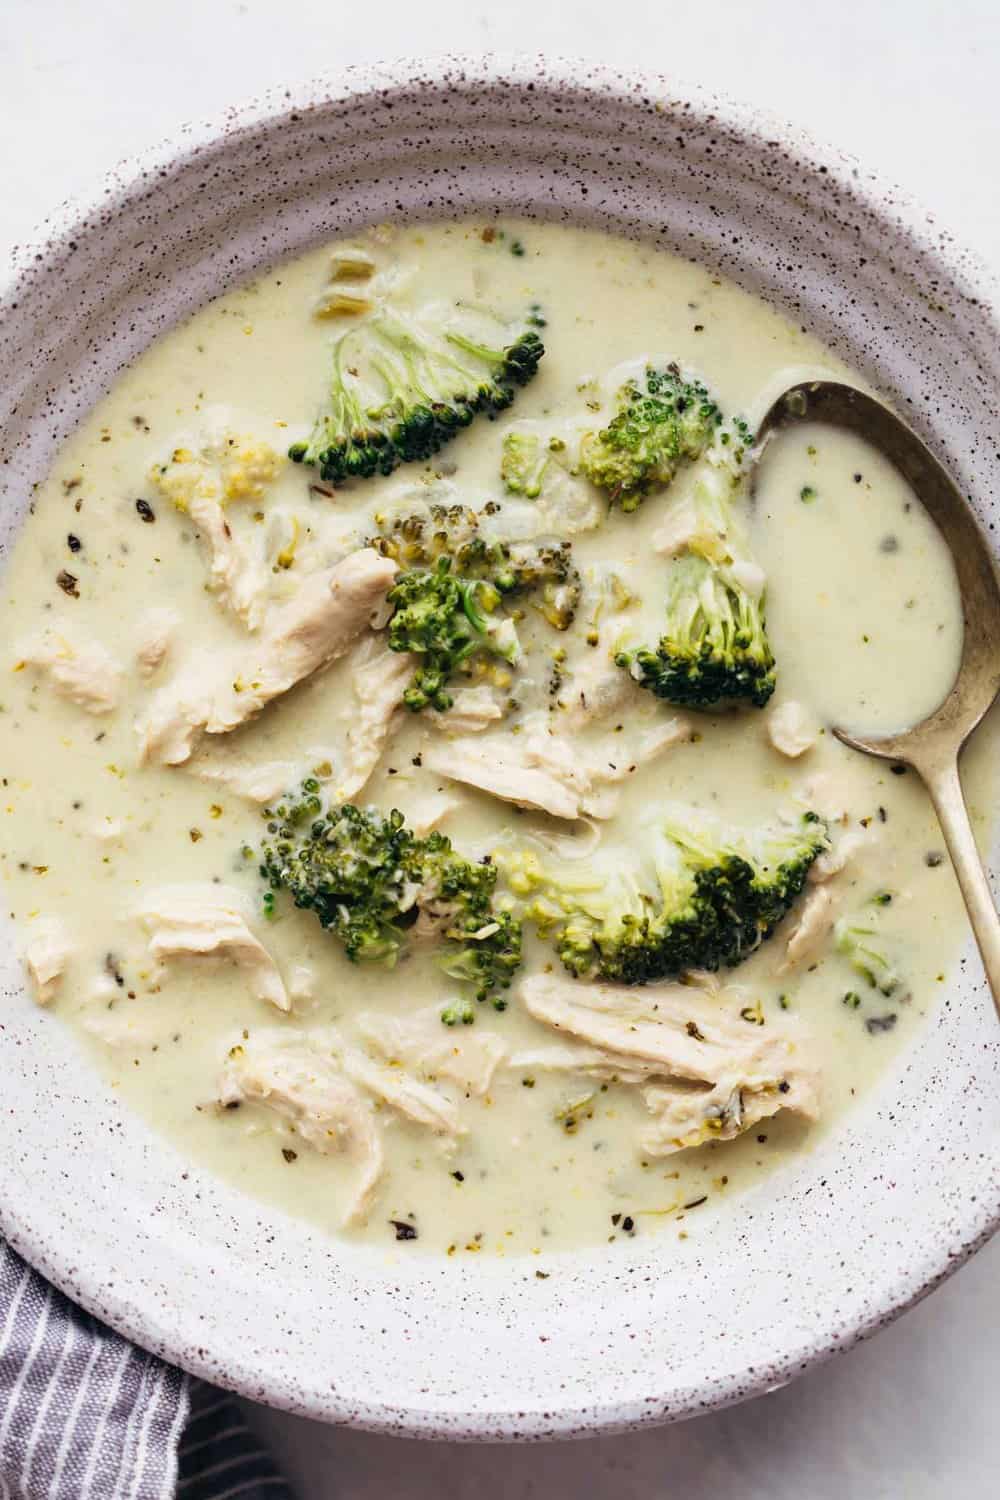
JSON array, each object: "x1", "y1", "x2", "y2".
[{"x1": 756, "y1": 381, "x2": 1000, "y2": 1009}]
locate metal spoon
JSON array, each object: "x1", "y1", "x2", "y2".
[{"x1": 756, "y1": 381, "x2": 1000, "y2": 1012}]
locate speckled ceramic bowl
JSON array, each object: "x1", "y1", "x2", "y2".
[{"x1": 1, "y1": 57, "x2": 999, "y2": 1440}]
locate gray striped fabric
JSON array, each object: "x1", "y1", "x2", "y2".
[{"x1": 0, "y1": 1239, "x2": 294, "y2": 1500}]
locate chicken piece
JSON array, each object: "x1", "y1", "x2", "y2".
[
  {"x1": 406, "y1": 790, "x2": 461, "y2": 838},
  {"x1": 423, "y1": 737, "x2": 582, "y2": 820},
  {"x1": 150, "y1": 435, "x2": 284, "y2": 629},
  {"x1": 639, "y1": 1074, "x2": 802, "y2": 1155},
  {"x1": 798, "y1": 772, "x2": 851, "y2": 826},
  {"x1": 16, "y1": 627, "x2": 123, "y2": 715},
  {"x1": 652, "y1": 496, "x2": 702, "y2": 558},
  {"x1": 218, "y1": 1030, "x2": 382, "y2": 1224},
  {"x1": 134, "y1": 608, "x2": 181, "y2": 678},
  {"x1": 557, "y1": 718, "x2": 692, "y2": 789},
  {"x1": 809, "y1": 828, "x2": 867, "y2": 884},
  {"x1": 187, "y1": 754, "x2": 302, "y2": 805},
  {"x1": 137, "y1": 548, "x2": 397, "y2": 765},
  {"x1": 288, "y1": 964, "x2": 317, "y2": 1003},
  {"x1": 135, "y1": 883, "x2": 289, "y2": 1011},
  {"x1": 780, "y1": 885, "x2": 836, "y2": 972},
  {"x1": 508, "y1": 1041, "x2": 652, "y2": 1086},
  {"x1": 336, "y1": 640, "x2": 416, "y2": 801},
  {"x1": 519, "y1": 972, "x2": 820, "y2": 1152},
  {"x1": 22, "y1": 917, "x2": 73, "y2": 1005},
  {"x1": 423, "y1": 716, "x2": 690, "y2": 822},
  {"x1": 357, "y1": 1007, "x2": 507, "y2": 1096},
  {"x1": 425, "y1": 686, "x2": 504, "y2": 735},
  {"x1": 767, "y1": 701, "x2": 818, "y2": 759},
  {"x1": 342, "y1": 1051, "x2": 464, "y2": 1138},
  {"x1": 563, "y1": 637, "x2": 640, "y2": 728},
  {"x1": 535, "y1": 476, "x2": 605, "y2": 536}
]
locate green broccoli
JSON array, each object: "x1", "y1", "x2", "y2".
[
  {"x1": 387, "y1": 556, "x2": 519, "y2": 713},
  {"x1": 617, "y1": 553, "x2": 775, "y2": 709},
  {"x1": 501, "y1": 431, "x2": 555, "y2": 498},
  {"x1": 610, "y1": 429, "x2": 776, "y2": 710},
  {"x1": 501, "y1": 809, "x2": 827, "y2": 984},
  {"x1": 834, "y1": 913, "x2": 900, "y2": 995},
  {"x1": 260, "y1": 790, "x2": 522, "y2": 1010},
  {"x1": 289, "y1": 313, "x2": 544, "y2": 484},
  {"x1": 578, "y1": 364, "x2": 740, "y2": 510},
  {"x1": 370, "y1": 504, "x2": 581, "y2": 709}
]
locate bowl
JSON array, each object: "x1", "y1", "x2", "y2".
[{"x1": 1, "y1": 56, "x2": 999, "y2": 1440}]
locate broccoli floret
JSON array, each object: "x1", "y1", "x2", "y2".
[
  {"x1": 500, "y1": 431, "x2": 552, "y2": 498},
  {"x1": 387, "y1": 555, "x2": 518, "y2": 713},
  {"x1": 259, "y1": 791, "x2": 522, "y2": 1009},
  {"x1": 370, "y1": 505, "x2": 581, "y2": 708},
  {"x1": 501, "y1": 810, "x2": 827, "y2": 984},
  {"x1": 834, "y1": 914, "x2": 899, "y2": 995},
  {"x1": 290, "y1": 314, "x2": 544, "y2": 484},
  {"x1": 578, "y1": 364, "x2": 736, "y2": 510},
  {"x1": 617, "y1": 553, "x2": 776, "y2": 709}
]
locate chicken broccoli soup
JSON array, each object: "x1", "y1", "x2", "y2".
[{"x1": 2, "y1": 220, "x2": 992, "y2": 1257}]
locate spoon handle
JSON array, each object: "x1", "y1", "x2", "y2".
[{"x1": 922, "y1": 755, "x2": 1000, "y2": 1015}]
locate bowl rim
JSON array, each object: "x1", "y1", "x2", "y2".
[{"x1": 2, "y1": 53, "x2": 999, "y2": 1439}]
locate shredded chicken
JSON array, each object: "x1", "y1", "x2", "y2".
[
  {"x1": 16, "y1": 627, "x2": 123, "y2": 715},
  {"x1": 508, "y1": 1041, "x2": 651, "y2": 1086},
  {"x1": 218, "y1": 1031, "x2": 383, "y2": 1223},
  {"x1": 134, "y1": 608, "x2": 180, "y2": 678},
  {"x1": 135, "y1": 883, "x2": 289, "y2": 1011},
  {"x1": 150, "y1": 436, "x2": 284, "y2": 629},
  {"x1": 357, "y1": 1007, "x2": 507, "y2": 1096},
  {"x1": 780, "y1": 885, "x2": 836, "y2": 972},
  {"x1": 422, "y1": 737, "x2": 581, "y2": 819},
  {"x1": 425, "y1": 686, "x2": 504, "y2": 735},
  {"x1": 563, "y1": 639, "x2": 641, "y2": 728},
  {"x1": 798, "y1": 772, "x2": 851, "y2": 826},
  {"x1": 186, "y1": 755, "x2": 302, "y2": 805},
  {"x1": 406, "y1": 790, "x2": 462, "y2": 838},
  {"x1": 652, "y1": 496, "x2": 702, "y2": 558},
  {"x1": 23, "y1": 917, "x2": 73, "y2": 1005},
  {"x1": 519, "y1": 972, "x2": 820, "y2": 1152},
  {"x1": 336, "y1": 639, "x2": 416, "y2": 801},
  {"x1": 137, "y1": 548, "x2": 397, "y2": 765},
  {"x1": 809, "y1": 828, "x2": 867, "y2": 884},
  {"x1": 767, "y1": 700, "x2": 818, "y2": 758},
  {"x1": 423, "y1": 716, "x2": 690, "y2": 822},
  {"x1": 342, "y1": 1051, "x2": 464, "y2": 1138},
  {"x1": 288, "y1": 964, "x2": 317, "y2": 1003}
]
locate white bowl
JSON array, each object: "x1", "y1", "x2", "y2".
[{"x1": 1, "y1": 57, "x2": 998, "y2": 1440}]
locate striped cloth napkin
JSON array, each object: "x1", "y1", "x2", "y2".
[{"x1": 0, "y1": 1240, "x2": 294, "y2": 1500}]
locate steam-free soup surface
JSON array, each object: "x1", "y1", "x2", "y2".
[{"x1": 0, "y1": 220, "x2": 990, "y2": 1258}]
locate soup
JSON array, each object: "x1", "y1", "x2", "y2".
[{"x1": 1, "y1": 220, "x2": 989, "y2": 1256}]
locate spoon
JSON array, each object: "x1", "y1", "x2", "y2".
[{"x1": 755, "y1": 381, "x2": 1000, "y2": 1014}]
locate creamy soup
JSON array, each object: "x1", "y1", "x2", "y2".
[{"x1": 0, "y1": 220, "x2": 992, "y2": 1258}]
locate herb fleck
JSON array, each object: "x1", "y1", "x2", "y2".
[
  {"x1": 135, "y1": 498, "x2": 156, "y2": 523},
  {"x1": 56, "y1": 570, "x2": 79, "y2": 598},
  {"x1": 390, "y1": 1219, "x2": 418, "y2": 1241}
]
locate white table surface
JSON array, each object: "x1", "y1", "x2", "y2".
[{"x1": 4, "y1": 1, "x2": 999, "y2": 1494}]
